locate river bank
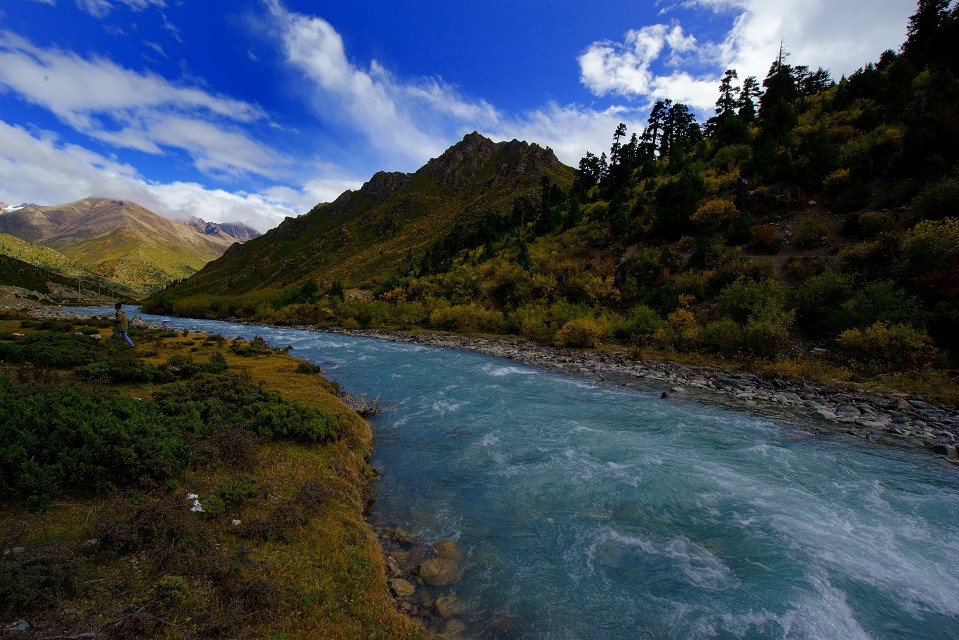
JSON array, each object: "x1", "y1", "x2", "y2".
[
  {"x1": 29, "y1": 303, "x2": 959, "y2": 461},
  {"x1": 330, "y1": 328, "x2": 959, "y2": 464}
]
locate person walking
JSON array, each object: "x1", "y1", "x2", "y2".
[{"x1": 114, "y1": 302, "x2": 134, "y2": 347}]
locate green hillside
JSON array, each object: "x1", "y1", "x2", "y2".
[
  {"x1": 147, "y1": 2, "x2": 959, "y2": 392},
  {"x1": 0, "y1": 198, "x2": 246, "y2": 294},
  {"x1": 153, "y1": 133, "x2": 574, "y2": 302},
  {"x1": 0, "y1": 233, "x2": 85, "y2": 276}
]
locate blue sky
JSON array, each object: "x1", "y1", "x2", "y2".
[{"x1": 1, "y1": 0, "x2": 917, "y2": 231}]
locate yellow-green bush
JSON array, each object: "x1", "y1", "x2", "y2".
[
  {"x1": 823, "y1": 168, "x2": 851, "y2": 192},
  {"x1": 429, "y1": 304, "x2": 506, "y2": 333},
  {"x1": 692, "y1": 198, "x2": 739, "y2": 231},
  {"x1": 654, "y1": 307, "x2": 702, "y2": 352},
  {"x1": 701, "y1": 318, "x2": 743, "y2": 355},
  {"x1": 554, "y1": 318, "x2": 605, "y2": 348},
  {"x1": 742, "y1": 308, "x2": 795, "y2": 357},
  {"x1": 836, "y1": 322, "x2": 937, "y2": 374}
]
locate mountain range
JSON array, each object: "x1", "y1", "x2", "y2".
[{"x1": 0, "y1": 198, "x2": 259, "y2": 290}]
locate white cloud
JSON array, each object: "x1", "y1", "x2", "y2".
[
  {"x1": 0, "y1": 31, "x2": 286, "y2": 179},
  {"x1": 579, "y1": 24, "x2": 700, "y2": 98},
  {"x1": 75, "y1": 0, "x2": 166, "y2": 18},
  {"x1": 486, "y1": 103, "x2": 647, "y2": 168},
  {"x1": 0, "y1": 120, "x2": 306, "y2": 232},
  {"x1": 578, "y1": 0, "x2": 917, "y2": 114},
  {"x1": 264, "y1": 0, "x2": 500, "y2": 170}
]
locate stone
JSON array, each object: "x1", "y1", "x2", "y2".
[
  {"x1": 835, "y1": 404, "x2": 861, "y2": 419},
  {"x1": 434, "y1": 539, "x2": 461, "y2": 559},
  {"x1": 385, "y1": 554, "x2": 403, "y2": 577},
  {"x1": 434, "y1": 594, "x2": 465, "y2": 619},
  {"x1": 388, "y1": 578, "x2": 416, "y2": 598},
  {"x1": 442, "y1": 618, "x2": 467, "y2": 637},
  {"x1": 417, "y1": 557, "x2": 459, "y2": 586}
]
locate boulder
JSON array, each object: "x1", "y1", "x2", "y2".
[
  {"x1": 417, "y1": 557, "x2": 459, "y2": 586},
  {"x1": 442, "y1": 618, "x2": 467, "y2": 638},
  {"x1": 388, "y1": 578, "x2": 415, "y2": 598},
  {"x1": 434, "y1": 539, "x2": 461, "y2": 559},
  {"x1": 434, "y1": 594, "x2": 465, "y2": 619}
]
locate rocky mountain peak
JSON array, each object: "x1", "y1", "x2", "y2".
[
  {"x1": 420, "y1": 132, "x2": 564, "y2": 191},
  {"x1": 360, "y1": 171, "x2": 412, "y2": 200}
]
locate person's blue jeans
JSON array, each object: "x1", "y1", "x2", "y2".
[{"x1": 119, "y1": 331, "x2": 134, "y2": 347}]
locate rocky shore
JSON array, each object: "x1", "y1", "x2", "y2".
[{"x1": 336, "y1": 328, "x2": 959, "y2": 464}]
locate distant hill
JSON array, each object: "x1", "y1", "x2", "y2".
[
  {"x1": 0, "y1": 198, "x2": 257, "y2": 289},
  {"x1": 0, "y1": 232, "x2": 86, "y2": 276},
  {"x1": 160, "y1": 132, "x2": 575, "y2": 297}
]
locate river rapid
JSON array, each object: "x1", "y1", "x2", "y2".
[{"x1": 74, "y1": 310, "x2": 959, "y2": 639}]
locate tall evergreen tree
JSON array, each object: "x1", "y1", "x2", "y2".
[
  {"x1": 737, "y1": 76, "x2": 762, "y2": 122},
  {"x1": 902, "y1": 0, "x2": 953, "y2": 67}
]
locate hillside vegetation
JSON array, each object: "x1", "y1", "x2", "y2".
[
  {"x1": 0, "y1": 198, "x2": 256, "y2": 294},
  {"x1": 0, "y1": 315, "x2": 427, "y2": 639},
  {"x1": 148, "y1": 2, "x2": 959, "y2": 395}
]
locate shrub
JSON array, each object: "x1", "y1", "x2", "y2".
[
  {"x1": 792, "y1": 215, "x2": 830, "y2": 248},
  {"x1": 611, "y1": 306, "x2": 663, "y2": 344},
  {"x1": 895, "y1": 218, "x2": 959, "y2": 281},
  {"x1": 673, "y1": 271, "x2": 708, "y2": 299},
  {"x1": 717, "y1": 278, "x2": 786, "y2": 324},
  {"x1": 230, "y1": 335, "x2": 273, "y2": 356},
  {"x1": 712, "y1": 257, "x2": 776, "y2": 289},
  {"x1": 295, "y1": 361, "x2": 323, "y2": 375},
  {"x1": 0, "y1": 375, "x2": 191, "y2": 503},
  {"x1": 701, "y1": 318, "x2": 743, "y2": 355},
  {"x1": 742, "y1": 308, "x2": 795, "y2": 357},
  {"x1": 849, "y1": 211, "x2": 896, "y2": 237},
  {"x1": 0, "y1": 544, "x2": 79, "y2": 611},
  {"x1": 428, "y1": 304, "x2": 506, "y2": 333},
  {"x1": 692, "y1": 198, "x2": 739, "y2": 232},
  {"x1": 823, "y1": 168, "x2": 851, "y2": 192},
  {"x1": 654, "y1": 307, "x2": 702, "y2": 352},
  {"x1": 795, "y1": 271, "x2": 854, "y2": 335},
  {"x1": 554, "y1": 318, "x2": 604, "y2": 348},
  {"x1": 910, "y1": 179, "x2": 959, "y2": 221},
  {"x1": 783, "y1": 256, "x2": 822, "y2": 283},
  {"x1": 152, "y1": 374, "x2": 341, "y2": 443},
  {"x1": 0, "y1": 333, "x2": 105, "y2": 369},
  {"x1": 750, "y1": 224, "x2": 781, "y2": 253},
  {"x1": 834, "y1": 280, "x2": 928, "y2": 330},
  {"x1": 836, "y1": 322, "x2": 937, "y2": 374}
]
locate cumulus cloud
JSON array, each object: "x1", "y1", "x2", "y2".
[
  {"x1": 579, "y1": 24, "x2": 699, "y2": 98},
  {"x1": 578, "y1": 0, "x2": 916, "y2": 114},
  {"x1": 0, "y1": 31, "x2": 286, "y2": 179},
  {"x1": 0, "y1": 120, "x2": 309, "y2": 232}
]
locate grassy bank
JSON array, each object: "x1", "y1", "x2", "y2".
[{"x1": 0, "y1": 313, "x2": 429, "y2": 639}]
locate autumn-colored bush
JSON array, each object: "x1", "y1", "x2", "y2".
[
  {"x1": 428, "y1": 304, "x2": 506, "y2": 333},
  {"x1": 750, "y1": 224, "x2": 781, "y2": 253},
  {"x1": 692, "y1": 198, "x2": 739, "y2": 232},
  {"x1": 654, "y1": 307, "x2": 702, "y2": 352},
  {"x1": 554, "y1": 318, "x2": 605, "y2": 348}
]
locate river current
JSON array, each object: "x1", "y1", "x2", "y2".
[{"x1": 75, "y1": 309, "x2": 959, "y2": 639}]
